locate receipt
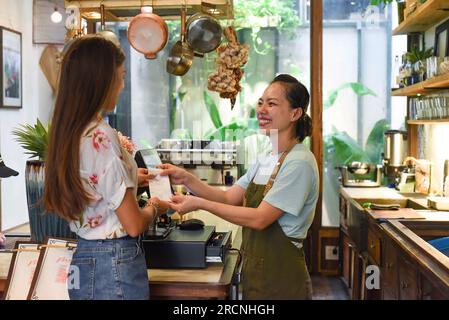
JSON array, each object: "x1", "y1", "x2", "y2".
[{"x1": 148, "y1": 169, "x2": 172, "y2": 201}]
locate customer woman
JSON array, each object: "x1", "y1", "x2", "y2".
[
  {"x1": 44, "y1": 36, "x2": 168, "y2": 300},
  {"x1": 163, "y1": 74, "x2": 319, "y2": 300}
]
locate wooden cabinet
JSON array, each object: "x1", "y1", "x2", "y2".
[
  {"x1": 340, "y1": 230, "x2": 351, "y2": 288},
  {"x1": 367, "y1": 227, "x2": 381, "y2": 266},
  {"x1": 339, "y1": 194, "x2": 348, "y2": 231},
  {"x1": 397, "y1": 253, "x2": 419, "y2": 300},
  {"x1": 421, "y1": 273, "x2": 447, "y2": 300},
  {"x1": 381, "y1": 238, "x2": 399, "y2": 300}
]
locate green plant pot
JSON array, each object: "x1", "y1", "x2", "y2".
[{"x1": 25, "y1": 160, "x2": 75, "y2": 243}]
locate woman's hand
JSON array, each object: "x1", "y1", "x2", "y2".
[
  {"x1": 137, "y1": 168, "x2": 157, "y2": 187},
  {"x1": 0, "y1": 232, "x2": 6, "y2": 248},
  {"x1": 169, "y1": 194, "x2": 203, "y2": 215},
  {"x1": 147, "y1": 197, "x2": 170, "y2": 216},
  {"x1": 158, "y1": 164, "x2": 190, "y2": 185}
]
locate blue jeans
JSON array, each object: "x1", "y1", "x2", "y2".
[{"x1": 68, "y1": 236, "x2": 149, "y2": 300}]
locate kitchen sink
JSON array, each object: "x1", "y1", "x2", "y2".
[
  {"x1": 352, "y1": 198, "x2": 428, "y2": 210},
  {"x1": 346, "y1": 197, "x2": 428, "y2": 252}
]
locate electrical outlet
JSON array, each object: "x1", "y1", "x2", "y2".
[{"x1": 325, "y1": 245, "x2": 339, "y2": 261}]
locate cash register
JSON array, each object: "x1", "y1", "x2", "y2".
[{"x1": 142, "y1": 225, "x2": 232, "y2": 268}]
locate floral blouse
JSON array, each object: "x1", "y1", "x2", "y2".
[{"x1": 69, "y1": 120, "x2": 138, "y2": 240}]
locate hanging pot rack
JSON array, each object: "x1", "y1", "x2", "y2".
[{"x1": 64, "y1": 0, "x2": 234, "y2": 22}]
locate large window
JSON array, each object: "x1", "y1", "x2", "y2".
[{"x1": 105, "y1": 0, "x2": 402, "y2": 228}]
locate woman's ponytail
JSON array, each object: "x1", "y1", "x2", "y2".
[{"x1": 271, "y1": 74, "x2": 312, "y2": 142}]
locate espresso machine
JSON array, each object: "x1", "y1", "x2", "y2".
[
  {"x1": 382, "y1": 130, "x2": 408, "y2": 186},
  {"x1": 156, "y1": 139, "x2": 240, "y2": 186}
]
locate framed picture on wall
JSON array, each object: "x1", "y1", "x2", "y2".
[
  {"x1": 434, "y1": 19, "x2": 449, "y2": 58},
  {"x1": 0, "y1": 27, "x2": 22, "y2": 109}
]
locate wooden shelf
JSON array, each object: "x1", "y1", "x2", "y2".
[
  {"x1": 65, "y1": 0, "x2": 233, "y2": 21},
  {"x1": 408, "y1": 119, "x2": 449, "y2": 125},
  {"x1": 391, "y1": 73, "x2": 449, "y2": 96},
  {"x1": 393, "y1": 0, "x2": 449, "y2": 35}
]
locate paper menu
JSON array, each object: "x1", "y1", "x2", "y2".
[{"x1": 148, "y1": 169, "x2": 172, "y2": 201}]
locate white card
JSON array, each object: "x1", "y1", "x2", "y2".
[{"x1": 148, "y1": 169, "x2": 172, "y2": 201}]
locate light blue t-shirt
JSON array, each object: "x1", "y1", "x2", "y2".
[{"x1": 236, "y1": 144, "x2": 319, "y2": 244}]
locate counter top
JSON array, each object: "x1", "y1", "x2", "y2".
[
  {"x1": 340, "y1": 187, "x2": 406, "y2": 200},
  {"x1": 340, "y1": 187, "x2": 449, "y2": 222},
  {"x1": 0, "y1": 211, "x2": 242, "y2": 299}
]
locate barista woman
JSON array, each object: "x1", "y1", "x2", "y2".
[
  {"x1": 44, "y1": 36, "x2": 169, "y2": 300},
  {"x1": 162, "y1": 74, "x2": 319, "y2": 300}
]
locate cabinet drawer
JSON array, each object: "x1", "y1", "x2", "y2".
[
  {"x1": 398, "y1": 254, "x2": 419, "y2": 300},
  {"x1": 382, "y1": 240, "x2": 398, "y2": 300},
  {"x1": 367, "y1": 228, "x2": 381, "y2": 265}
]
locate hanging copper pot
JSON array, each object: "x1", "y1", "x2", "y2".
[
  {"x1": 166, "y1": 6, "x2": 194, "y2": 76},
  {"x1": 128, "y1": 7, "x2": 168, "y2": 59}
]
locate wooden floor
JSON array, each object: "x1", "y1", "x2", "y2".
[{"x1": 311, "y1": 275, "x2": 349, "y2": 300}]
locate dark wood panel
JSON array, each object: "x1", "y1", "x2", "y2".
[
  {"x1": 382, "y1": 239, "x2": 399, "y2": 300},
  {"x1": 310, "y1": 0, "x2": 323, "y2": 274},
  {"x1": 398, "y1": 253, "x2": 419, "y2": 300},
  {"x1": 368, "y1": 228, "x2": 381, "y2": 266},
  {"x1": 421, "y1": 272, "x2": 448, "y2": 300}
]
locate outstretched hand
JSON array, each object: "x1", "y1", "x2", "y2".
[
  {"x1": 158, "y1": 164, "x2": 190, "y2": 185},
  {"x1": 0, "y1": 232, "x2": 5, "y2": 248},
  {"x1": 137, "y1": 168, "x2": 157, "y2": 187},
  {"x1": 169, "y1": 194, "x2": 202, "y2": 215}
]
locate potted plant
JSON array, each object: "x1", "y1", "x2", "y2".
[
  {"x1": 405, "y1": 46, "x2": 434, "y2": 83},
  {"x1": 12, "y1": 119, "x2": 74, "y2": 243}
]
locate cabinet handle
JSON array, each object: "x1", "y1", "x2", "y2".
[
  {"x1": 370, "y1": 242, "x2": 375, "y2": 249},
  {"x1": 401, "y1": 281, "x2": 409, "y2": 289},
  {"x1": 386, "y1": 262, "x2": 393, "y2": 269}
]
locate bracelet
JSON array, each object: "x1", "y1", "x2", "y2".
[{"x1": 145, "y1": 202, "x2": 158, "y2": 216}]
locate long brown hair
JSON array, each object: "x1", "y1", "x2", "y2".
[{"x1": 44, "y1": 36, "x2": 125, "y2": 221}]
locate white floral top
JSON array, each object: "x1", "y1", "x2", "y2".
[{"x1": 69, "y1": 120, "x2": 138, "y2": 240}]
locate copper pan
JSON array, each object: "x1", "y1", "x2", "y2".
[{"x1": 128, "y1": 7, "x2": 168, "y2": 59}]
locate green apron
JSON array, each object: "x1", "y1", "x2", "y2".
[{"x1": 241, "y1": 144, "x2": 312, "y2": 300}]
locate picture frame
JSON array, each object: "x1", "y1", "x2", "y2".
[
  {"x1": 27, "y1": 237, "x2": 77, "y2": 300},
  {"x1": 434, "y1": 19, "x2": 449, "y2": 59},
  {"x1": 2, "y1": 242, "x2": 41, "y2": 300},
  {"x1": 0, "y1": 27, "x2": 22, "y2": 109}
]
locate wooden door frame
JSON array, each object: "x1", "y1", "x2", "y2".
[{"x1": 310, "y1": 0, "x2": 323, "y2": 274}]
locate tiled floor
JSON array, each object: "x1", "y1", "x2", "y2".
[{"x1": 311, "y1": 275, "x2": 349, "y2": 300}]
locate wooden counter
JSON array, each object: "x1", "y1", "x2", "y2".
[
  {"x1": 0, "y1": 211, "x2": 242, "y2": 300},
  {"x1": 338, "y1": 186, "x2": 449, "y2": 300}
]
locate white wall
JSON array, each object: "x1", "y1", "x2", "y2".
[{"x1": 0, "y1": 0, "x2": 54, "y2": 230}]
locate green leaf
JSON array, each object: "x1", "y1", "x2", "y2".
[
  {"x1": 331, "y1": 132, "x2": 371, "y2": 167},
  {"x1": 12, "y1": 118, "x2": 50, "y2": 160},
  {"x1": 365, "y1": 119, "x2": 390, "y2": 164},
  {"x1": 203, "y1": 91, "x2": 223, "y2": 129},
  {"x1": 324, "y1": 82, "x2": 377, "y2": 110}
]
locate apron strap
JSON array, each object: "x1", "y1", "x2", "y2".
[{"x1": 262, "y1": 141, "x2": 298, "y2": 196}]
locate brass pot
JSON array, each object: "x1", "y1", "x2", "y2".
[{"x1": 167, "y1": 7, "x2": 194, "y2": 76}]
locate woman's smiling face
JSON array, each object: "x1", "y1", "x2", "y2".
[{"x1": 257, "y1": 82, "x2": 302, "y2": 136}]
